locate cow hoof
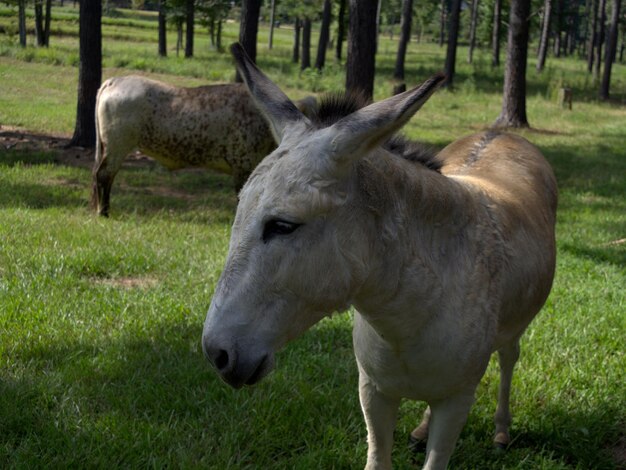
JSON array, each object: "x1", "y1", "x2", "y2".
[{"x1": 408, "y1": 434, "x2": 427, "y2": 454}]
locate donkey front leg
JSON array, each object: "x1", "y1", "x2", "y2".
[
  {"x1": 358, "y1": 366, "x2": 400, "y2": 470},
  {"x1": 423, "y1": 392, "x2": 475, "y2": 470}
]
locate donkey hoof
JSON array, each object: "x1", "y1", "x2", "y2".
[{"x1": 408, "y1": 434, "x2": 427, "y2": 454}]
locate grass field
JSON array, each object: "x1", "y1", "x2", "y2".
[{"x1": 1, "y1": 4, "x2": 625, "y2": 469}]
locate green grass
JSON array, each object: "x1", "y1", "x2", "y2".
[{"x1": 1, "y1": 4, "x2": 625, "y2": 469}]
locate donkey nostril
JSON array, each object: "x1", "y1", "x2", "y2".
[{"x1": 215, "y1": 349, "x2": 229, "y2": 371}]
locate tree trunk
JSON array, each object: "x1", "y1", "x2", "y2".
[
  {"x1": 185, "y1": 0, "x2": 194, "y2": 58},
  {"x1": 594, "y1": 0, "x2": 607, "y2": 79},
  {"x1": 176, "y1": 21, "x2": 183, "y2": 56},
  {"x1": 69, "y1": 0, "x2": 102, "y2": 148},
  {"x1": 439, "y1": 0, "x2": 446, "y2": 47},
  {"x1": 600, "y1": 0, "x2": 621, "y2": 99},
  {"x1": 393, "y1": 0, "x2": 413, "y2": 80},
  {"x1": 236, "y1": 0, "x2": 262, "y2": 82},
  {"x1": 443, "y1": 0, "x2": 462, "y2": 88},
  {"x1": 587, "y1": 0, "x2": 598, "y2": 72},
  {"x1": 375, "y1": 0, "x2": 382, "y2": 54},
  {"x1": 293, "y1": 18, "x2": 301, "y2": 63},
  {"x1": 494, "y1": 0, "x2": 530, "y2": 128},
  {"x1": 18, "y1": 0, "x2": 26, "y2": 47},
  {"x1": 537, "y1": 0, "x2": 552, "y2": 71},
  {"x1": 158, "y1": 0, "x2": 167, "y2": 57},
  {"x1": 301, "y1": 17, "x2": 311, "y2": 70},
  {"x1": 268, "y1": 0, "x2": 276, "y2": 49},
  {"x1": 35, "y1": 1, "x2": 45, "y2": 46},
  {"x1": 492, "y1": 0, "x2": 502, "y2": 66},
  {"x1": 553, "y1": 0, "x2": 563, "y2": 57},
  {"x1": 315, "y1": 0, "x2": 332, "y2": 69},
  {"x1": 43, "y1": 0, "x2": 51, "y2": 46},
  {"x1": 346, "y1": 0, "x2": 378, "y2": 100},
  {"x1": 336, "y1": 0, "x2": 346, "y2": 61},
  {"x1": 468, "y1": 0, "x2": 479, "y2": 64}
]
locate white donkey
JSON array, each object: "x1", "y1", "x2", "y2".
[
  {"x1": 93, "y1": 76, "x2": 313, "y2": 217},
  {"x1": 202, "y1": 44, "x2": 557, "y2": 470}
]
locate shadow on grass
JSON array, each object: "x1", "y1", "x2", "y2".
[{"x1": 2, "y1": 312, "x2": 624, "y2": 468}]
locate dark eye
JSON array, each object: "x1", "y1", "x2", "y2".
[{"x1": 262, "y1": 219, "x2": 302, "y2": 243}]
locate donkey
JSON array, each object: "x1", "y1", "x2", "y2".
[
  {"x1": 93, "y1": 75, "x2": 315, "y2": 216},
  {"x1": 202, "y1": 44, "x2": 557, "y2": 470}
]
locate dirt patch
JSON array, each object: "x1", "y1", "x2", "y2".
[
  {"x1": 0, "y1": 125, "x2": 157, "y2": 170},
  {"x1": 92, "y1": 276, "x2": 159, "y2": 290}
]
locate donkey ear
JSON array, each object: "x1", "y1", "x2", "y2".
[
  {"x1": 231, "y1": 43, "x2": 306, "y2": 143},
  {"x1": 328, "y1": 73, "x2": 446, "y2": 165}
]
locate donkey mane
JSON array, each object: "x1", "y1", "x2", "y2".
[{"x1": 311, "y1": 91, "x2": 442, "y2": 172}]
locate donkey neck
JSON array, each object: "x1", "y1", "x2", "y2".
[{"x1": 350, "y1": 149, "x2": 482, "y2": 337}]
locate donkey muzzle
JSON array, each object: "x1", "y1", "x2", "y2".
[{"x1": 202, "y1": 335, "x2": 274, "y2": 389}]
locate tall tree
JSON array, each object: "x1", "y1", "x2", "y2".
[
  {"x1": 594, "y1": 0, "x2": 607, "y2": 79},
  {"x1": 346, "y1": 0, "x2": 378, "y2": 100},
  {"x1": 587, "y1": 0, "x2": 598, "y2": 72},
  {"x1": 18, "y1": 0, "x2": 26, "y2": 47},
  {"x1": 492, "y1": 0, "x2": 502, "y2": 66},
  {"x1": 293, "y1": 18, "x2": 301, "y2": 63},
  {"x1": 158, "y1": 0, "x2": 167, "y2": 57},
  {"x1": 236, "y1": 0, "x2": 262, "y2": 82},
  {"x1": 185, "y1": 0, "x2": 194, "y2": 57},
  {"x1": 443, "y1": 0, "x2": 462, "y2": 88},
  {"x1": 494, "y1": 0, "x2": 530, "y2": 128},
  {"x1": 315, "y1": 0, "x2": 332, "y2": 69},
  {"x1": 268, "y1": 0, "x2": 276, "y2": 49},
  {"x1": 301, "y1": 17, "x2": 312, "y2": 70},
  {"x1": 69, "y1": 0, "x2": 102, "y2": 147},
  {"x1": 600, "y1": 0, "x2": 622, "y2": 99},
  {"x1": 393, "y1": 0, "x2": 413, "y2": 81},
  {"x1": 467, "y1": 0, "x2": 479, "y2": 64},
  {"x1": 336, "y1": 0, "x2": 347, "y2": 61},
  {"x1": 536, "y1": 0, "x2": 552, "y2": 71}
]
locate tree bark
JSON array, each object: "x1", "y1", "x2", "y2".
[
  {"x1": 69, "y1": 0, "x2": 102, "y2": 148},
  {"x1": 35, "y1": 1, "x2": 44, "y2": 46},
  {"x1": 43, "y1": 0, "x2": 51, "y2": 46},
  {"x1": 443, "y1": 0, "x2": 462, "y2": 88},
  {"x1": 315, "y1": 0, "x2": 332, "y2": 69},
  {"x1": 492, "y1": 0, "x2": 502, "y2": 66},
  {"x1": 587, "y1": 0, "x2": 598, "y2": 72},
  {"x1": 293, "y1": 18, "x2": 301, "y2": 63},
  {"x1": 346, "y1": 0, "x2": 378, "y2": 100},
  {"x1": 185, "y1": 0, "x2": 194, "y2": 58},
  {"x1": 301, "y1": 17, "x2": 312, "y2": 70},
  {"x1": 217, "y1": 20, "x2": 223, "y2": 50},
  {"x1": 468, "y1": 0, "x2": 479, "y2": 64},
  {"x1": 158, "y1": 0, "x2": 167, "y2": 57},
  {"x1": 18, "y1": 0, "x2": 26, "y2": 47},
  {"x1": 594, "y1": 0, "x2": 607, "y2": 79},
  {"x1": 393, "y1": 0, "x2": 413, "y2": 80},
  {"x1": 336, "y1": 0, "x2": 346, "y2": 61},
  {"x1": 439, "y1": 0, "x2": 446, "y2": 47},
  {"x1": 536, "y1": 0, "x2": 552, "y2": 71},
  {"x1": 236, "y1": 0, "x2": 262, "y2": 82},
  {"x1": 268, "y1": 0, "x2": 276, "y2": 49},
  {"x1": 494, "y1": 0, "x2": 530, "y2": 128},
  {"x1": 600, "y1": 0, "x2": 621, "y2": 99}
]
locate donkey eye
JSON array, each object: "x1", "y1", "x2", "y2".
[{"x1": 262, "y1": 219, "x2": 302, "y2": 243}]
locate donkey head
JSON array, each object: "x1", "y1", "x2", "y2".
[{"x1": 202, "y1": 43, "x2": 444, "y2": 388}]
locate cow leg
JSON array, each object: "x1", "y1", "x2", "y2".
[
  {"x1": 408, "y1": 406, "x2": 431, "y2": 453},
  {"x1": 422, "y1": 392, "x2": 475, "y2": 470},
  {"x1": 358, "y1": 365, "x2": 400, "y2": 470},
  {"x1": 494, "y1": 338, "x2": 520, "y2": 449}
]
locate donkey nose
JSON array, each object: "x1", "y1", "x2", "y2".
[{"x1": 202, "y1": 336, "x2": 272, "y2": 389}]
